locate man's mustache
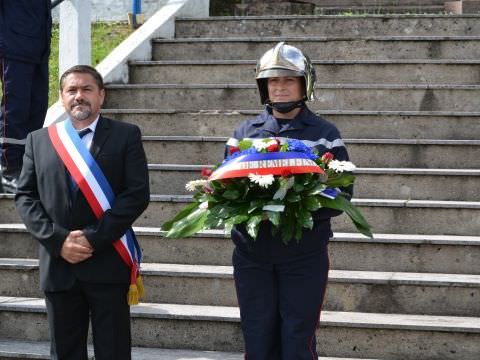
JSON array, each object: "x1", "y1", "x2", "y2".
[{"x1": 71, "y1": 100, "x2": 91, "y2": 109}]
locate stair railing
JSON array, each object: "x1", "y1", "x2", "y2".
[{"x1": 45, "y1": 0, "x2": 209, "y2": 127}]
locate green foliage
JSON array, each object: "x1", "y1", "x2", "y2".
[
  {"x1": 49, "y1": 22, "x2": 131, "y2": 106},
  {"x1": 162, "y1": 142, "x2": 373, "y2": 243},
  {"x1": 163, "y1": 169, "x2": 373, "y2": 242}
]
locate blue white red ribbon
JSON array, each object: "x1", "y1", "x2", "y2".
[
  {"x1": 209, "y1": 151, "x2": 325, "y2": 181},
  {"x1": 48, "y1": 120, "x2": 142, "y2": 287}
]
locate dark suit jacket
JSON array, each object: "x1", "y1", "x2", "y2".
[
  {"x1": 15, "y1": 117, "x2": 150, "y2": 292},
  {"x1": 0, "y1": 0, "x2": 52, "y2": 63}
]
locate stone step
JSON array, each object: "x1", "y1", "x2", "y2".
[
  {"x1": 140, "y1": 136, "x2": 480, "y2": 169},
  {"x1": 152, "y1": 36, "x2": 480, "y2": 60},
  {"x1": 129, "y1": 60, "x2": 480, "y2": 85},
  {"x1": 310, "y1": 0, "x2": 445, "y2": 5},
  {"x1": 102, "y1": 109, "x2": 480, "y2": 140},
  {"x1": 2, "y1": 259, "x2": 478, "y2": 316},
  {"x1": 1, "y1": 297, "x2": 479, "y2": 359},
  {"x1": 2, "y1": 196, "x2": 479, "y2": 235},
  {"x1": 0, "y1": 339, "x2": 375, "y2": 360},
  {"x1": 148, "y1": 165, "x2": 480, "y2": 201},
  {"x1": 174, "y1": 15, "x2": 480, "y2": 38},
  {"x1": 2, "y1": 225, "x2": 479, "y2": 274},
  {"x1": 315, "y1": 5, "x2": 444, "y2": 15},
  {"x1": 104, "y1": 83, "x2": 480, "y2": 112}
]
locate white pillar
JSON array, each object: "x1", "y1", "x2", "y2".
[{"x1": 59, "y1": 0, "x2": 91, "y2": 77}]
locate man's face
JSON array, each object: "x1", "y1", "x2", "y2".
[
  {"x1": 267, "y1": 76, "x2": 303, "y2": 103},
  {"x1": 60, "y1": 72, "x2": 105, "y2": 124}
]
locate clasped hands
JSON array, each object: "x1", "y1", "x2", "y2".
[{"x1": 60, "y1": 230, "x2": 94, "y2": 264}]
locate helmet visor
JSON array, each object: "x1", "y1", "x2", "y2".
[{"x1": 256, "y1": 68, "x2": 304, "y2": 79}]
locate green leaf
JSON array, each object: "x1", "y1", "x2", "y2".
[
  {"x1": 246, "y1": 215, "x2": 263, "y2": 240},
  {"x1": 286, "y1": 192, "x2": 301, "y2": 203},
  {"x1": 222, "y1": 189, "x2": 241, "y2": 200},
  {"x1": 265, "y1": 211, "x2": 281, "y2": 227},
  {"x1": 210, "y1": 204, "x2": 233, "y2": 219},
  {"x1": 162, "y1": 202, "x2": 199, "y2": 231},
  {"x1": 294, "y1": 222, "x2": 303, "y2": 242},
  {"x1": 204, "y1": 214, "x2": 224, "y2": 229},
  {"x1": 226, "y1": 214, "x2": 250, "y2": 225},
  {"x1": 300, "y1": 210, "x2": 314, "y2": 230},
  {"x1": 280, "y1": 210, "x2": 295, "y2": 244},
  {"x1": 302, "y1": 196, "x2": 322, "y2": 211},
  {"x1": 224, "y1": 222, "x2": 234, "y2": 236},
  {"x1": 306, "y1": 182, "x2": 327, "y2": 196},
  {"x1": 293, "y1": 182, "x2": 304, "y2": 192},
  {"x1": 319, "y1": 195, "x2": 373, "y2": 238},
  {"x1": 239, "y1": 139, "x2": 253, "y2": 151},
  {"x1": 248, "y1": 199, "x2": 266, "y2": 214},
  {"x1": 209, "y1": 180, "x2": 224, "y2": 191},
  {"x1": 326, "y1": 173, "x2": 355, "y2": 188},
  {"x1": 165, "y1": 207, "x2": 209, "y2": 238},
  {"x1": 273, "y1": 176, "x2": 294, "y2": 200}
]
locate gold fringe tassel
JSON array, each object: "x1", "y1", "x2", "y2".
[
  {"x1": 127, "y1": 284, "x2": 139, "y2": 305},
  {"x1": 127, "y1": 275, "x2": 145, "y2": 306},
  {"x1": 136, "y1": 275, "x2": 145, "y2": 298}
]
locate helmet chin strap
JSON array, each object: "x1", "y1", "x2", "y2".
[{"x1": 267, "y1": 100, "x2": 305, "y2": 114}]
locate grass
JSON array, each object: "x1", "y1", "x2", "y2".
[{"x1": 48, "y1": 21, "x2": 131, "y2": 106}]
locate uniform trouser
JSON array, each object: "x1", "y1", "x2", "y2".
[
  {"x1": 0, "y1": 57, "x2": 49, "y2": 171},
  {"x1": 44, "y1": 280, "x2": 131, "y2": 360},
  {"x1": 233, "y1": 246, "x2": 330, "y2": 360}
]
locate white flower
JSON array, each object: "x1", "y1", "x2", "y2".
[
  {"x1": 327, "y1": 160, "x2": 356, "y2": 173},
  {"x1": 185, "y1": 179, "x2": 209, "y2": 192},
  {"x1": 199, "y1": 201, "x2": 209, "y2": 209},
  {"x1": 248, "y1": 173, "x2": 275, "y2": 188},
  {"x1": 252, "y1": 138, "x2": 277, "y2": 151}
]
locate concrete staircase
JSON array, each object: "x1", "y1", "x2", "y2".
[
  {"x1": 311, "y1": 0, "x2": 447, "y2": 15},
  {"x1": 1, "y1": 14, "x2": 480, "y2": 359}
]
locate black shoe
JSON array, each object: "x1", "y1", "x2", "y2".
[{"x1": 1, "y1": 168, "x2": 20, "y2": 194}]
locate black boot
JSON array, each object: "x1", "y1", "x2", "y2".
[{"x1": 1, "y1": 167, "x2": 21, "y2": 194}]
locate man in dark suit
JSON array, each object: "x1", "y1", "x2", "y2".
[
  {"x1": 15, "y1": 65, "x2": 150, "y2": 360},
  {"x1": 0, "y1": 0, "x2": 52, "y2": 193}
]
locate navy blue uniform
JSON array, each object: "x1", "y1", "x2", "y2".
[
  {"x1": 228, "y1": 106, "x2": 351, "y2": 359},
  {"x1": 0, "y1": 0, "x2": 52, "y2": 173}
]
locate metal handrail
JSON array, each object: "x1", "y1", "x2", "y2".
[{"x1": 52, "y1": 0, "x2": 66, "y2": 9}]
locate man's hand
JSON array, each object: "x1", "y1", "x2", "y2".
[{"x1": 60, "y1": 230, "x2": 94, "y2": 264}]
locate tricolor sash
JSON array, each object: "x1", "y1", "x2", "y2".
[
  {"x1": 209, "y1": 151, "x2": 326, "y2": 181},
  {"x1": 48, "y1": 119, "x2": 144, "y2": 305}
]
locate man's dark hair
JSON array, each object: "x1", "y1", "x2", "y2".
[{"x1": 59, "y1": 65, "x2": 104, "y2": 91}]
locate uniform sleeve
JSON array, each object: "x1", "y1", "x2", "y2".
[{"x1": 15, "y1": 133, "x2": 69, "y2": 257}]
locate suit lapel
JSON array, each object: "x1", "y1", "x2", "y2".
[{"x1": 90, "y1": 116, "x2": 111, "y2": 159}]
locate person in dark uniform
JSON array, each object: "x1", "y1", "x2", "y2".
[
  {"x1": 226, "y1": 42, "x2": 352, "y2": 359},
  {"x1": 0, "y1": 0, "x2": 52, "y2": 193}
]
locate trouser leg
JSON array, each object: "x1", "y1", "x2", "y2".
[
  {"x1": 0, "y1": 58, "x2": 46, "y2": 171},
  {"x1": 44, "y1": 282, "x2": 90, "y2": 360},
  {"x1": 277, "y1": 247, "x2": 330, "y2": 360},
  {"x1": 82, "y1": 282, "x2": 132, "y2": 360},
  {"x1": 233, "y1": 248, "x2": 281, "y2": 360}
]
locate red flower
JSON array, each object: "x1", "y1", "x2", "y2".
[
  {"x1": 321, "y1": 152, "x2": 334, "y2": 164},
  {"x1": 266, "y1": 142, "x2": 279, "y2": 152},
  {"x1": 201, "y1": 167, "x2": 213, "y2": 178},
  {"x1": 229, "y1": 146, "x2": 240, "y2": 155}
]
